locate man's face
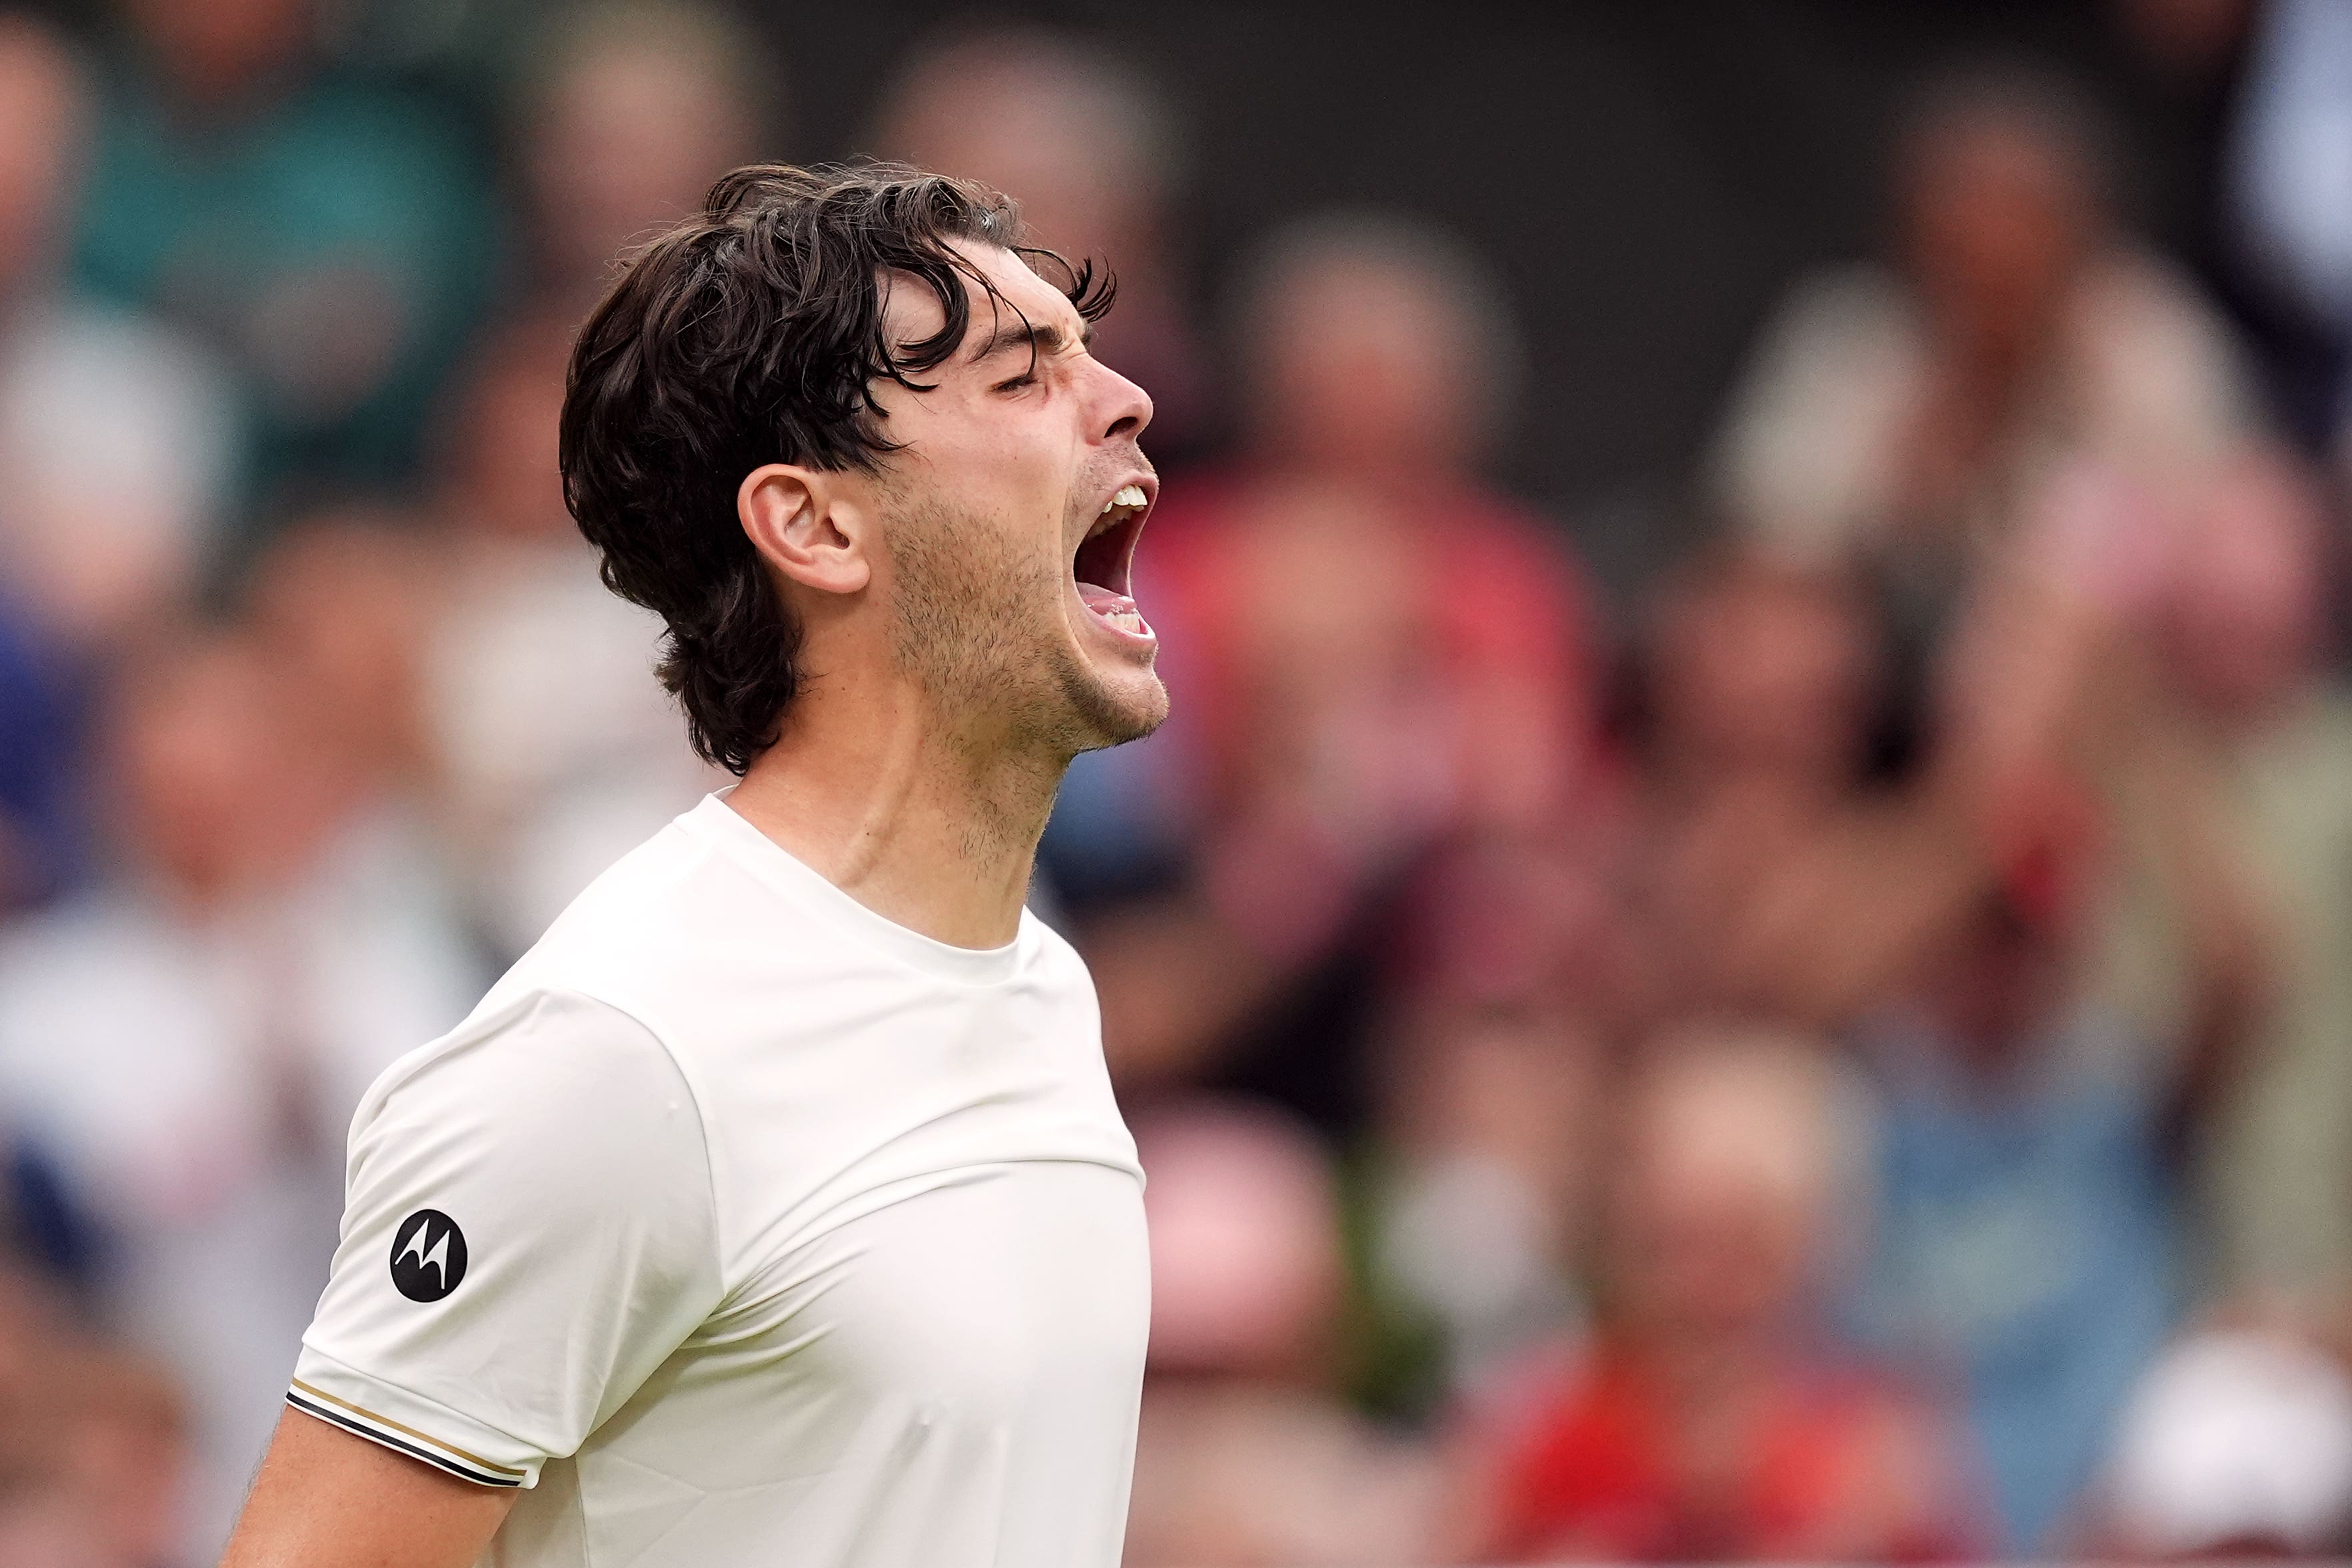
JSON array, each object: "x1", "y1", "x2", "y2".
[
  {"x1": 1903, "y1": 121, "x2": 2092, "y2": 353},
  {"x1": 865, "y1": 240, "x2": 1164, "y2": 756}
]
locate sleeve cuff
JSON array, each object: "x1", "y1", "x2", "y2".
[{"x1": 289, "y1": 1346, "x2": 543, "y2": 1489}]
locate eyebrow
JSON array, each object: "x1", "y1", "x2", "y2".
[{"x1": 967, "y1": 314, "x2": 1092, "y2": 367}]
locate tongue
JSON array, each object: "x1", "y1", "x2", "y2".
[{"x1": 1079, "y1": 583, "x2": 1135, "y2": 617}]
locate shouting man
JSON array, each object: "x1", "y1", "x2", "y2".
[{"x1": 223, "y1": 164, "x2": 1165, "y2": 1567}]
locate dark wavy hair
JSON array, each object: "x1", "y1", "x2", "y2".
[{"x1": 559, "y1": 162, "x2": 1115, "y2": 774}]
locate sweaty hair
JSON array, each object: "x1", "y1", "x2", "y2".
[{"x1": 559, "y1": 162, "x2": 1114, "y2": 774}]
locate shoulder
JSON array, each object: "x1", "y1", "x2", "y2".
[
  {"x1": 1716, "y1": 262, "x2": 1925, "y2": 431},
  {"x1": 2078, "y1": 249, "x2": 2235, "y2": 334},
  {"x1": 1023, "y1": 913, "x2": 1099, "y2": 999},
  {"x1": 1025, "y1": 908, "x2": 1087, "y2": 967},
  {"x1": 469, "y1": 793, "x2": 991, "y2": 1052},
  {"x1": 485, "y1": 807, "x2": 753, "y2": 1015},
  {"x1": 357, "y1": 987, "x2": 706, "y2": 1174},
  {"x1": 1752, "y1": 262, "x2": 1919, "y2": 353},
  {"x1": 343, "y1": 987, "x2": 720, "y2": 1273}
]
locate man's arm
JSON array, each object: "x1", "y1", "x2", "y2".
[
  {"x1": 221, "y1": 1409, "x2": 516, "y2": 1568},
  {"x1": 237, "y1": 992, "x2": 721, "y2": 1565}
]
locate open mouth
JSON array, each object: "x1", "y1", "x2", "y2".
[{"x1": 1074, "y1": 483, "x2": 1152, "y2": 639}]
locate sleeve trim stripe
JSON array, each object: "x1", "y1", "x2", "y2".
[
  {"x1": 288, "y1": 1377, "x2": 527, "y2": 1476},
  {"x1": 286, "y1": 1393, "x2": 526, "y2": 1488},
  {"x1": 286, "y1": 1380, "x2": 528, "y2": 1481},
  {"x1": 287, "y1": 1393, "x2": 525, "y2": 1488}
]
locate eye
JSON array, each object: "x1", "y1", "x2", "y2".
[{"x1": 993, "y1": 371, "x2": 1037, "y2": 395}]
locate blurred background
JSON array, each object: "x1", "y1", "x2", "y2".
[{"x1": 3, "y1": 0, "x2": 2352, "y2": 1562}]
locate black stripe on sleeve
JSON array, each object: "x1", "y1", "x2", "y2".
[{"x1": 285, "y1": 1391, "x2": 525, "y2": 1487}]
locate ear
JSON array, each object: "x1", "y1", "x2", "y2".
[{"x1": 738, "y1": 463, "x2": 872, "y2": 597}]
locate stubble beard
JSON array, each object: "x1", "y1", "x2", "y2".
[{"x1": 885, "y1": 489, "x2": 1163, "y2": 765}]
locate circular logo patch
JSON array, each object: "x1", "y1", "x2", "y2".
[{"x1": 389, "y1": 1209, "x2": 468, "y2": 1302}]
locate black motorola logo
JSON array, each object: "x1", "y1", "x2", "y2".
[{"x1": 389, "y1": 1210, "x2": 468, "y2": 1302}]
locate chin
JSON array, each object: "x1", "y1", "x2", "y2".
[{"x1": 1065, "y1": 663, "x2": 1169, "y2": 753}]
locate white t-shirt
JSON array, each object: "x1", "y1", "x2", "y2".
[{"x1": 291, "y1": 793, "x2": 1151, "y2": 1568}]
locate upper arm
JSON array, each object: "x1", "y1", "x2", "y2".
[
  {"x1": 221, "y1": 1407, "x2": 516, "y2": 1568},
  {"x1": 245, "y1": 989, "x2": 723, "y2": 1543}
]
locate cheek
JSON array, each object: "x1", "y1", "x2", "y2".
[
  {"x1": 941, "y1": 493, "x2": 1067, "y2": 614},
  {"x1": 935, "y1": 403, "x2": 1074, "y2": 515},
  {"x1": 989, "y1": 453, "x2": 1081, "y2": 589}
]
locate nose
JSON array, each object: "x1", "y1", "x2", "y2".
[{"x1": 1093, "y1": 358, "x2": 1153, "y2": 445}]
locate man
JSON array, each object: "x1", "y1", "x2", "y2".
[{"x1": 221, "y1": 163, "x2": 1167, "y2": 1567}]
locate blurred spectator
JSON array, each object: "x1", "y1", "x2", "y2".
[
  {"x1": 416, "y1": 317, "x2": 711, "y2": 957},
  {"x1": 871, "y1": 23, "x2": 1209, "y2": 463},
  {"x1": 71, "y1": 0, "x2": 496, "y2": 515},
  {"x1": 2134, "y1": 447, "x2": 2352, "y2": 1301},
  {"x1": 0, "y1": 15, "x2": 239, "y2": 907},
  {"x1": 2089, "y1": 1321, "x2": 2352, "y2": 1558},
  {"x1": 1469, "y1": 1026, "x2": 1978, "y2": 1563},
  {"x1": 1362, "y1": 839, "x2": 1619, "y2": 1407},
  {"x1": 1603, "y1": 469, "x2": 2273, "y2": 1557},
  {"x1": 1617, "y1": 547, "x2": 2081, "y2": 1037},
  {"x1": 509, "y1": 0, "x2": 773, "y2": 319},
  {"x1": 1078, "y1": 215, "x2": 1601, "y2": 1137},
  {"x1": 1851, "y1": 835, "x2": 2259, "y2": 1553},
  {"x1": 241, "y1": 503, "x2": 437, "y2": 794},
  {"x1": 0, "y1": 625, "x2": 481, "y2": 1560},
  {"x1": 0, "y1": 13, "x2": 239, "y2": 653},
  {"x1": 1125, "y1": 1099, "x2": 1441, "y2": 1567},
  {"x1": 1709, "y1": 59, "x2": 2260, "y2": 683},
  {"x1": 1626, "y1": 554, "x2": 1897, "y2": 1026},
  {"x1": 0, "y1": 1266, "x2": 186, "y2": 1568},
  {"x1": 1165, "y1": 215, "x2": 1594, "y2": 897}
]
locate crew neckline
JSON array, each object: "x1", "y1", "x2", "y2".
[{"x1": 680, "y1": 791, "x2": 1031, "y2": 985}]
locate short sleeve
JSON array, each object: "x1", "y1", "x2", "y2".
[{"x1": 289, "y1": 989, "x2": 721, "y2": 1488}]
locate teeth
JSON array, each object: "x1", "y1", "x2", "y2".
[{"x1": 1098, "y1": 483, "x2": 1147, "y2": 517}]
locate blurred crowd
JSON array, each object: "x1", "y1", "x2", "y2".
[{"x1": 5, "y1": 1, "x2": 2352, "y2": 1564}]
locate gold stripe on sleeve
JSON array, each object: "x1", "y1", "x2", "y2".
[{"x1": 288, "y1": 1378, "x2": 529, "y2": 1477}]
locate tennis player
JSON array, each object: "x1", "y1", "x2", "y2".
[{"x1": 221, "y1": 163, "x2": 1164, "y2": 1567}]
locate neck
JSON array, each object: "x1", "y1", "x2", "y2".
[{"x1": 724, "y1": 660, "x2": 1067, "y2": 951}]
